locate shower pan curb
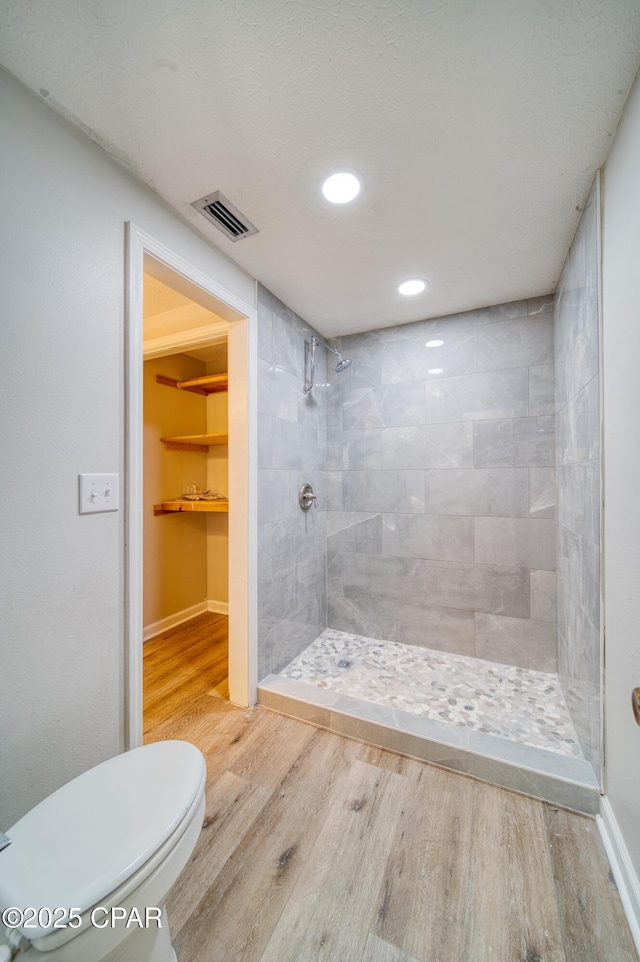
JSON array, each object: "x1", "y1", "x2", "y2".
[{"x1": 257, "y1": 675, "x2": 600, "y2": 816}]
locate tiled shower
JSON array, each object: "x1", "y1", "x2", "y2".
[{"x1": 257, "y1": 177, "x2": 601, "y2": 805}]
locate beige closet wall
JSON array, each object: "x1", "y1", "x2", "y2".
[
  {"x1": 143, "y1": 354, "x2": 208, "y2": 626},
  {"x1": 207, "y1": 358, "x2": 229, "y2": 607}
]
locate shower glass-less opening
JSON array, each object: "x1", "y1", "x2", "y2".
[{"x1": 256, "y1": 195, "x2": 602, "y2": 809}]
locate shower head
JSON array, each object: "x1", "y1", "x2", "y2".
[
  {"x1": 315, "y1": 336, "x2": 351, "y2": 373},
  {"x1": 334, "y1": 355, "x2": 352, "y2": 373},
  {"x1": 304, "y1": 335, "x2": 353, "y2": 393}
]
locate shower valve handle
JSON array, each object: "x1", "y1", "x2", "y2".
[{"x1": 299, "y1": 482, "x2": 317, "y2": 511}]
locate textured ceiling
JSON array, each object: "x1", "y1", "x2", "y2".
[{"x1": 1, "y1": 0, "x2": 640, "y2": 336}]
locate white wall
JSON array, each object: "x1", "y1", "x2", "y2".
[
  {"x1": 0, "y1": 68, "x2": 254, "y2": 828},
  {"x1": 602, "y1": 66, "x2": 640, "y2": 895}
]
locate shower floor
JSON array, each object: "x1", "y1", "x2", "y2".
[{"x1": 279, "y1": 629, "x2": 583, "y2": 760}]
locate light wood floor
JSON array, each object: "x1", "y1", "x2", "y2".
[
  {"x1": 144, "y1": 616, "x2": 638, "y2": 962},
  {"x1": 143, "y1": 611, "x2": 228, "y2": 738}
]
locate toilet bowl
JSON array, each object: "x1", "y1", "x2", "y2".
[{"x1": 0, "y1": 740, "x2": 206, "y2": 961}]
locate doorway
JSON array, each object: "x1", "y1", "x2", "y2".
[
  {"x1": 125, "y1": 223, "x2": 258, "y2": 749},
  {"x1": 142, "y1": 271, "x2": 231, "y2": 734}
]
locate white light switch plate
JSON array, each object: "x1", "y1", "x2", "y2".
[{"x1": 79, "y1": 473, "x2": 119, "y2": 514}]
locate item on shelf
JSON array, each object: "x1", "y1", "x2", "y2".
[{"x1": 201, "y1": 490, "x2": 227, "y2": 501}]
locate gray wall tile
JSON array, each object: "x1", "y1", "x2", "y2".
[
  {"x1": 327, "y1": 551, "x2": 424, "y2": 607},
  {"x1": 425, "y1": 467, "x2": 529, "y2": 517},
  {"x1": 380, "y1": 329, "x2": 474, "y2": 383},
  {"x1": 381, "y1": 513, "x2": 474, "y2": 562},
  {"x1": 421, "y1": 559, "x2": 530, "y2": 617},
  {"x1": 272, "y1": 513, "x2": 325, "y2": 570},
  {"x1": 257, "y1": 357, "x2": 299, "y2": 422},
  {"x1": 257, "y1": 306, "x2": 273, "y2": 361},
  {"x1": 529, "y1": 466, "x2": 556, "y2": 519},
  {"x1": 425, "y1": 369, "x2": 529, "y2": 423},
  {"x1": 324, "y1": 470, "x2": 344, "y2": 510},
  {"x1": 327, "y1": 590, "x2": 476, "y2": 654},
  {"x1": 557, "y1": 524, "x2": 600, "y2": 628},
  {"x1": 326, "y1": 510, "x2": 379, "y2": 537},
  {"x1": 557, "y1": 374, "x2": 599, "y2": 465},
  {"x1": 327, "y1": 552, "x2": 529, "y2": 618},
  {"x1": 528, "y1": 295, "x2": 555, "y2": 316},
  {"x1": 258, "y1": 522, "x2": 273, "y2": 584},
  {"x1": 325, "y1": 389, "x2": 344, "y2": 432},
  {"x1": 343, "y1": 470, "x2": 425, "y2": 513},
  {"x1": 257, "y1": 286, "x2": 330, "y2": 678},
  {"x1": 343, "y1": 382, "x2": 425, "y2": 430},
  {"x1": 271, "y1": 417, "x2": 323, "y2": 472},
  {"x1": 473, "y1": 416, "x2": 555, "y2": 467},
  {"x1": 258, "y1": 414, "x2": 273, "y2": 470},
  {"x1": 529, "y1": 364, "x2": 555, "y2": 416},
  {"x1": 298, "y1": 377, "x2": 327, "y2": 429},
  {"x1": 474, "y1": 517, "x2": 556, "y2": 570},
  {"x1": 340, "y1": 318, "x2": 426, "y2": 350},
  {"x1": 554, "y1": 177, "x2": 601, "y2": 774},
  {"x1": 335, "y1": 344, "x2": 383, "y2": 391},
  {"x1": 327, "y1": 429, "x2": 382, "y2": 471},
  {"x1": 558, "y1": 675, "x2": 601, "y2": 775},
  {"x1": 381, "y1": 422, "x2": 473, "y2": 469},
  {"x1": 425, "y1": 300, "x2": 528, "y2": 332},
  {"x1": 530, "y1": 570, "x2": 557, "y2": 624},
  {"x1": 326, "y1": 513, "x2": 382, "y2": 553},
  {"x1": 475, "y1": 613, "x2": 557, "y2": 672},
  {"x1": 259, "y1": 607, "x2": 324, "y2": 677},
  {"x1": 557, "y1": 592, "x2": 600, "y2": 687},
  {"x1": 271, "y1": 310, "x2": 303, "y2": 376},
  {"x1": 554, "y1": 188, "x2": 600, "y2": 411},
  {"x1": 557, "y1": 463, "x2": 600, "y2": 545},
  {"x1": 258, "y1": 469, "x2": 299, "y2": 523},
  {"x1": 474, "y1": 313, "x2": 554, "y2": 372}
]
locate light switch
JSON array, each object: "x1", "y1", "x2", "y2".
[{"x1": 79, "y1": 474, "x2": 119, "y2": 514}]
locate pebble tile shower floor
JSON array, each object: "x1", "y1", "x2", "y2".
[{"x1": 280, "y1": 629, "x2": 584, "y2": 759}]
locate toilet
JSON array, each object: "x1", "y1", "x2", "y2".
[{"x1": 0, "y1": 740, "x2": 206, "y2": 961}]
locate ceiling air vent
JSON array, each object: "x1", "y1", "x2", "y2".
[{"x1": 191, "y1": 191, "x2": 259, "y2": 242}]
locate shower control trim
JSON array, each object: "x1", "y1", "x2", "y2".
[{"x1": 299, "y1": 482, "x2": 317, "y2": 512}]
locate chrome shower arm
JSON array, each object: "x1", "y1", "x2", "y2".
[
  {"x1": 312, "y1": 334, "x2": 340, "y2": 357},
  {"x1": 304, "y1": 335, "x2": 351, "y2": 394}
]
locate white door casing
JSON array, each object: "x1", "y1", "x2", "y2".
[{"x1": 125, "y1": 222, "x2": 258, "y2": 747}]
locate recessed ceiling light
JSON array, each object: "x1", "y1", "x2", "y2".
[
  {"x1": 428, "y1": 368, "x2": 444, "y2": 374},
  {"x1": 321, "y1": 171, "x2": 362, "y2": 204},
  {"x1": 426, "y1": 339, "x2": 444, "y2": 347},
  {"x1": 398, "y1": 279, "x2": 426, "y2": 296}
]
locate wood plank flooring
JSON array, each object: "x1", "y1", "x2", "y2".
[
  {"x1": 143, "y1": 616, "x2": 638, "y2": 962},
  {"x1": 143, "y1": 611, "x2": 228, "y2": 737}
]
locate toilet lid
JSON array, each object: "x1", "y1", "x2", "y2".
[{"x1": 0, "y1": 741, "x2": 206, "y2": 937}]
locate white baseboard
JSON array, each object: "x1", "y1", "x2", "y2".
[
  {"x1": 143, "y1": 601, "x2": 208, "y2": 642},
  {"x1": 208, "y1": 599, "x2": 229, "y2": 615},
  {"x1": 597, "y1": 797, "x2": 640, "y2": 954}
]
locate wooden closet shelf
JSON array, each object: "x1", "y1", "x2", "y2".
[
  {"x1": 156, "y1": 373, "x2": 227, "y2": 395},
  {"x1": 161, "y1": 434, "x2": 228, "y2": 452},
  {"x1": 154, "y1": 499, "x2": 229, "y2": 515}
]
